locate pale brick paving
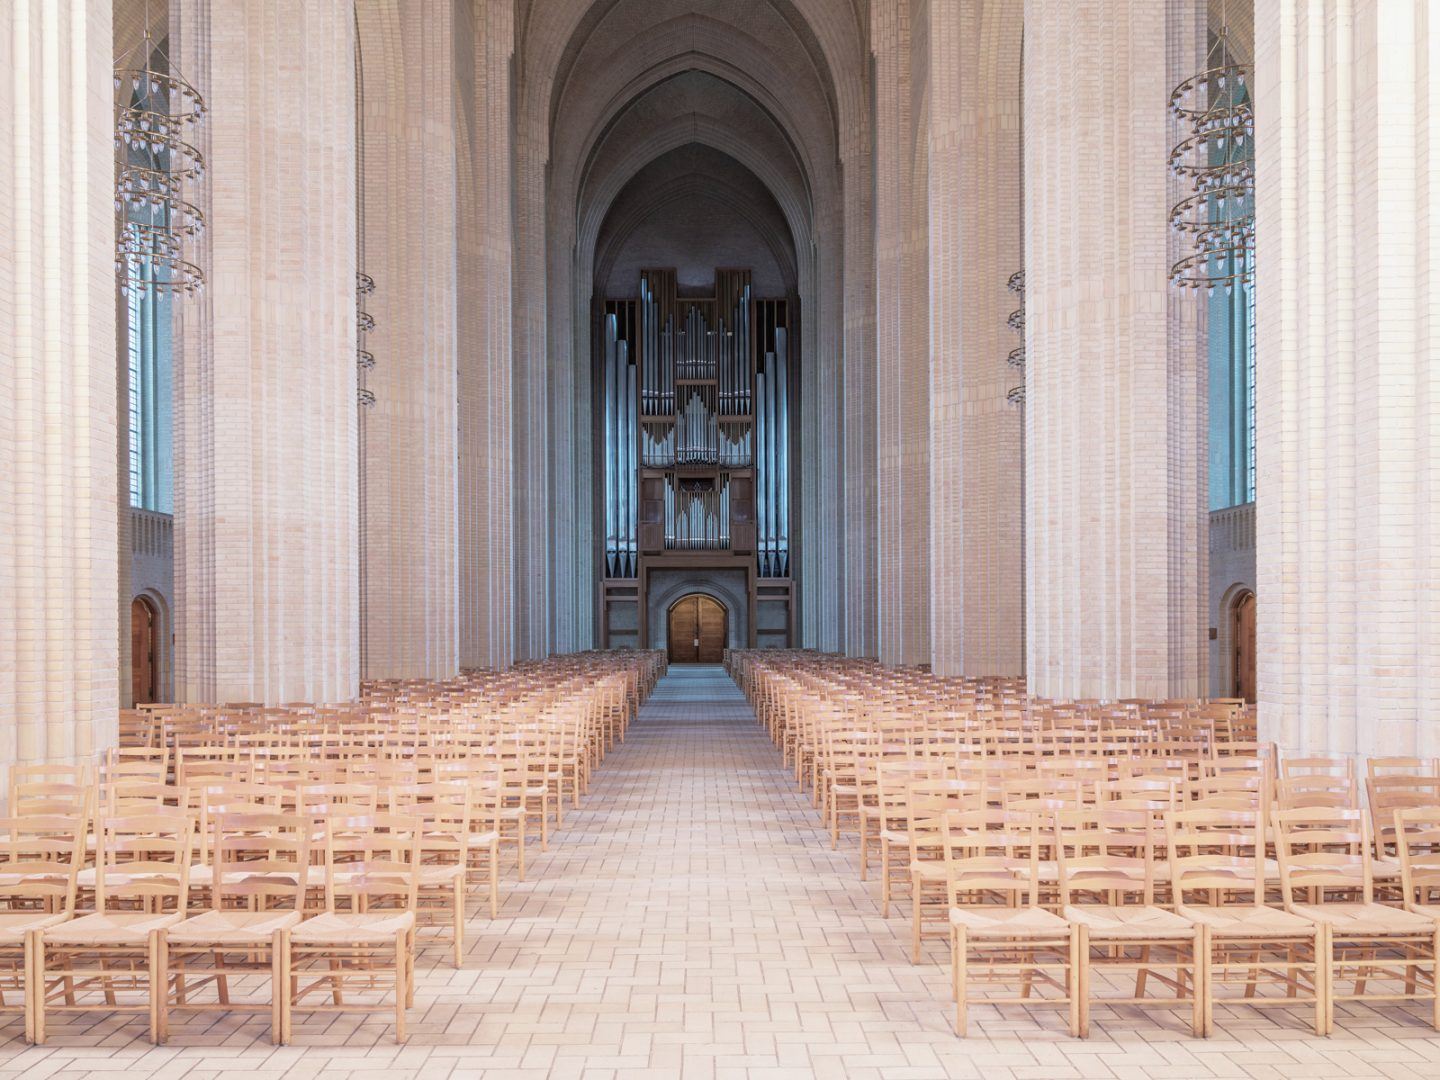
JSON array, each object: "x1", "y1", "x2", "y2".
[{"x1": 3, "y1": 666, "x2": 1439, "y2": 1078}]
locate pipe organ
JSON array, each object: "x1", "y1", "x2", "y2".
[{"x1": 600, "y1": 269, "x2": 794, "y2": 650}]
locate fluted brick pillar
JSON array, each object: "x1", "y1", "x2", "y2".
[
  {"x1": 1255, "y1": 0, "x2": 1440, "y2": 757},
  {"x1": 457, "y1": 0, "x2": 515, "y2": 670},
  {"x1": 0, "y1": 0, "x2": 119, "y2": 770},
  {"x1": 356, "y1": 0, "x2": 459, "y2": 681},
  {"x1": 173, "y1": 0, "x2": 358, "y2": 704},
  {"x1": 1023, "y1": 0, "x2": 1207, "y2": 700}
]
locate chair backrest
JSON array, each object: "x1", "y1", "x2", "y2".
[
  {"x1": 94, "y1": 808, "x2": 192, "y2": 913},
  {"x1": 0, "y1": 814, "x2": 85, "y2": 915},
  {"x1": 938, "y1": 809, "x2": 1045, "y2": 909},
  {"x1": 1055, "y1": 807, "x2": 1158, "y2": 906},
  {"x1": 1393, "y1": 807, "x2": 1440, "y2": 911},
  {"x1": 1276, "y1": 773, "x2": 1358, "y2": 811},
  {"x1": 211, "y1": 811, "x2": 311, "y2": 912},
  {"x1": 1271, "y1": 807, "x2": 1372, "y2": 907},
  {"x1": 321, "y1": 812, "x2": 421, "y2": 914},
  {"x1": 1164, "y1": 806, "x2": 1265, "y2": 902},
  {"x1": 1366, "y1": 775, "x2": 1440, "y2": 856}
]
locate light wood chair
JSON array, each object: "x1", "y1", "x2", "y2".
[
  {"x1": 155, "y1": 811, "x2": 311, "y2": 1043},
  {"x1": 281, "y1": 813, "x2": 421, "y2": 1043},
  {"x1": 0, "y1": 816, "x2": 84, "y2": 1041},
  {"x1": 1055, "y1": 809, "x2": 1202, "y2": 1036},
  {"x1": 1165, "y1": 807, "x2": 1323, "y2": 1035},
  {"x1": 1272, "y1": 807, "x2": 1440, "y2": 1034},
  {"x1": 945, "y1": 812, "x2": 1079, "y2": 1036},
  {"x1": 29, "y1": 808, "x2": 192, "y2": 1043}
]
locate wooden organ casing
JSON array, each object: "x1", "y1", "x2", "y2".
[{"x1": 599, "y1": 268, "x2": 794, "y2": 651}]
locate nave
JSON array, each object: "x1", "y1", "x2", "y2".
[{"x1": 6, "y1": 667, "x2": 1440, "y2": 1079}]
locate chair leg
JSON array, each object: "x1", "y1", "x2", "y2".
[
  {"x1": 23, "y1": 931, "x2": 35, "y2": 1045},
  {"x1": 1432, "y1": 925, "x2": 1440, "y2": 1032},
  {"x1": 1189, "y1": 930, "x2": 1204, "y2": 1037},
  {"x1": 394, "y1": 930, "x2": 407, "y2": 1043},
  {"x1": 453, "y1": 878, "x2": 465, "y2": 968},
  {"x1": 1068, "y1": 926, "x2": 1082, "y2": 1038},
  {"x1": 31, "y1": 934, "x2": 45, "y2": 1045},
  {"x1": 1077, "y1": 924, "x2": 1091, "y2": 1038},
  {"x1": 270, "y1": 930, "x2": 284, "y2": 1046},
  {"x1": 952, "y1": 926, "x2": 968, "y2": 1036},
  {"x1": 152, "y1": 931, "x2": 168, "y2": 1044}
]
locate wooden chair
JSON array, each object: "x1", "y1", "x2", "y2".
[
  {"x1": 1055, "y1": 809, "x2": 1202, "y2": 1036},
  {"x1": 30, "y1": 808, "x2": 192, "y2": 1043},
  {"x1": 1165, "y1": 807, "x2": 1323, "y2": 1035},
  {"x1": 390, "y1": 783, "x2": 470, "y2": 966},
  {"x1": 0, "y1": 816, "x2": 84, "y2": 1041},
  {"x1": 945, "y1": 812, "x2": 1079, "y2": 1036},
  {"x1": 155, "y1": 811, "x2": 311, "y2": 1043},
  {"x1": 281, "y1": 813, "x2": 420, "y2": 1043},
  {"x1": 1271, "y1": 807, "x2": 1440, "y2": 1033}
]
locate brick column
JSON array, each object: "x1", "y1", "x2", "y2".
[
  {"x1": 872, "y1": 0, "x2": 931, "y2": 668},
  {"x1": 1023, "y1": 0, "x2": 1207, "y2": 700},
  {"x1": 457, "y1": 0, "x2": 515, "y2": 670},
  {"x1": 1255, "y1": 0, "x2": 1440, "y2": 757},
  {"x1": 0, "y1": 0, "x2": 119, "y2": 768},
  {"x1": 356, "y1": 0, "x2": 459, "y2": 681},
  {"x1": 925, "y1": 0, "x2": 1024, "y2": 677},
  {"x1": 173, "y1": 0, "x2": 359, "y2": 704}
]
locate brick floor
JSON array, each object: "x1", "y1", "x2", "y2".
[{"x1": 4, "y1": 666, "x2": 1439, "y2": 1078}]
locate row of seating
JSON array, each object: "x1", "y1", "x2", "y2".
[
  {"x1": 0, "y1": 649, "x2": 665, "y2": 1045},
  {"x1": 729, "y1": 649, "x2": 1440, "y2": 1039}
]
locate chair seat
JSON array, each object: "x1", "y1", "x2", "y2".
[
  {"x1": 420, "y1": 864, "x2": 465, "y2": 886},
  {"x1": 880, "y1": 829, "x2": 909, "y2": 846},
  {"x1": 1065, "y1": 904, "x2": 1196, "y2": 941},
  {"x1": 0, "y1": 911, "x2": 70, "y2": 943},
  {"x1": 1371, "y1": 856, "x2": 1402, "y2": 881},
  {"x1": 950, "y1": 904, "x2": 1070, "y2": 938},
  {"x1": 290, "y1": 910, "x2": 415, "y2": 944},
  {"x1": 44, "y1": 910, "x2": 183, "y2": 945},
  {"x1": 465, "y1": 831, "x2": 500, "y2": 848},
  {"x1": 79, "y1": 866, "x2": 192, "y2": 889},
  {"x1": 1179, "y1": 903, "x2": 1318, "y2": 939},
  {"x1": 1289, "y1": 902, "x2": 1437, "y2": 935},
  {"x1": 167, "y1": 909, "x2": 301, "y2": 945}
]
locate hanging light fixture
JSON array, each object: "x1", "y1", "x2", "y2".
[
  {"x1": 1168, "y1": 23, "x2": 1253, "y2": 293},
  {"x1": 114, "y1": 5, "x2": 206, "y2": 296},
  {"x1": 1005, "y1": 269, "x2": 1025, "y2": 405}
]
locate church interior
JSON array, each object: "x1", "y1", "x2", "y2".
[{"x1": 2, "y1": 0, "x2": 1439, "y2": 1075}]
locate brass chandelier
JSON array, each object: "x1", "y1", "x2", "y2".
[
  {"x1": 114, "y1": 15, "x2": 206, "y2": 296},
  {"x1": 1168, "y1": 25, "x2": 1253, "y2": 293}
]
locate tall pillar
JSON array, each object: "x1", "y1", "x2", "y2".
[
  {"x1": 173, "y1": 0, "x2": 358, "y2": 704},
  {"x1": 0, "y1": 0, "x2": 119, "y2": 767},
  {"x1": 1023, "y1": 0, "x2": 1207, "y2": 700},
  {"x1": 1256, "y1": 0, "x2": 1440, "y2": 757},
  {"x1": 872, "y1": 0, "x2": 931, "y2": 668},
  {"x1": 841, "y1": 134, "x2": 878, "y2": 658},
  {"x1": 356, "y1": 0, "x2": 458, "y2": 681},
  {"x1": 457, "y1": 0, "x2": 514, "y2": 670},
  {"x1": 925, "y1": 0, "x2": 1024, "y2": 677}
]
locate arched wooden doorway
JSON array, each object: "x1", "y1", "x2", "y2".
[
  {"x1": 1231, "y1": 591, "x2": 1257, "y2": 703},
  {"x1": 130, "y1": 596, "x2": 159, "y2": 705},
  {"x1": 667, "y1": 594, "x2": 727, "y2": 664}
]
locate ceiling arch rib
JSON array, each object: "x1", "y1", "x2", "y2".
[{"x1": 594, "y1": 148, "x2": 798, "y2": 297}]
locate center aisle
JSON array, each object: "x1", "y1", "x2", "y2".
[{"x1": 430, "y1": 664, "x2": 964, "y2": 1076}]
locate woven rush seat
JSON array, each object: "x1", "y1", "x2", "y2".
[
  {"x1": 290, "y1": 909, "x2": 416, "y2": 943},
  {"x1": 0, "y1": 911, "x2": 69, "y2": 943},
  {"x1": 948, "y1": 904, "x2": 1069, "y2": 937},
  {"x1": 43, "y1": 910, "x2": 182, "y2": 946},
  {"x1": 166, "y1": 908, "x2": 301, "y2": 945},
  {"x1": 1178, "y1": 903, "x2": 1317, "y2": 937},
  {"x1": 1064, "y1": 904, "x2": 1195, "y2": 940},
  {"x1": 1289, "y1": 901, "x2": 1436, "y2": 934}
]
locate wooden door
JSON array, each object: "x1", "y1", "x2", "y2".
[
  {"x1": 667, "y1": 595, "x2": 727, "y2": 664},
  {"x1": 1232, "y1": 592, "x2": 1256, "y2": 703},
  {"x1": 130, "y1": 596, "x2": 157, "y2": 705}
]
